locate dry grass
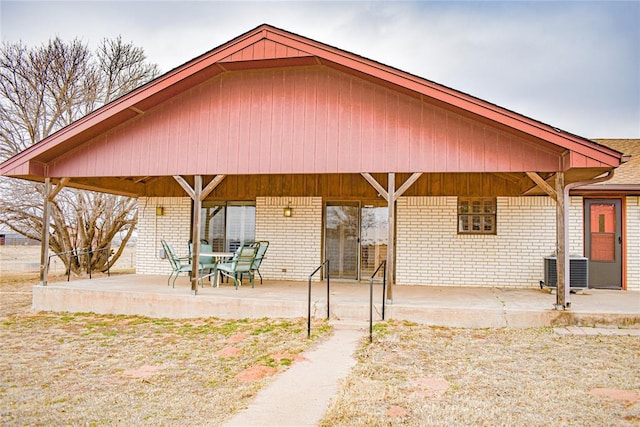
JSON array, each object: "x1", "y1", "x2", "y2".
[
  {"x1": 0, "y1": 278, "x2": 330, "y2": 426},
  {"x1": 2, "y1": 249, "x2": 638, "y2": 426},
  {"x1": 321, "y1": 320, "x2": 640, "y2": 426}
]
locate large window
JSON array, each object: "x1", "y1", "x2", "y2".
[
  {"x1": 200, "y1": 202, "x2": 255, "y2": 252},
  {"x1": 225, "y1": 204, "x2": 256, "y2": 252},
  {"x1": 458, "y1": 197, "x2": 496, "y2": 235}
]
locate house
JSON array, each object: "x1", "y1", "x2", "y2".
[
  {"x1": 0, "y1": 225, "x2": 38, "y2": 246},
  {"x1": 0, "y1": 25, "x2": 634, "y2": 310}
]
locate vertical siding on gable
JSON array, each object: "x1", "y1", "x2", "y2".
[
  {"x1": 302, "y1": 69, "x2": 317, "y2": 172},
  {"x1": 49, "y1": 65, "x2": 563, "y2": 177},
  {"x1": 484, "y1": 127, "x2": 498, "y2": 170},
  {"x1": 195, "y1": 84, "x2": 211, "y2": 172},
  {"x1": 314, "y1": 69, "x2": 329, "y2": 172}
]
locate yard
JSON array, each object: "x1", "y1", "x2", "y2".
[
  {"x1": 1, "y1": 245, "x2": 639, "y2": 425},
  {"x1": 0, "y1": 274, "x2": 330, "y2": 425},
  {"x1": 323, "y1": 322, "x2": 640, "y2": 426}
]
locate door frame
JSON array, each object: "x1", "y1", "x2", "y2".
[
  {"x1": 323, "y1": 200, "x2": 388, "y2": 281},
  {"x1": 583, "y1": 196, "x2": 626, "y2": 290},
  {"x1": 360, "y1": 202, "x2": 389, "y2": 280},
  {"x1": 324, "y1": 201, "x2": 361, "y2": 280}
]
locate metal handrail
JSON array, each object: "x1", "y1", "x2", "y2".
[
  {"x1": 87, "y1": 247, "x2": 112, "y2": 279},
  {"x1": 369, "y1": 260, "x2": 387, "y2": 343},
  {"x1": 307, "y1": 259, "x2": 330, "y2": 338},
  {"x1": 48, "y1": 247, "x2": 112, "y2": 281}
]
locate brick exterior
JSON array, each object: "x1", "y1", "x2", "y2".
[
  {"x1": 396, "y1": 196, "x2": 583, "y2": 287},
  {"x1": 255, "y1": 197, "x2": 323, "y2": 281},
  {"x1": 626, "y1": 196, "x2": 640, "y2": 290},
  {"x1": 136, "y1": 197, "x2": 192, "y2": 275},
  {"x1": 569, "y1": 196, "x2": 585, "y2": 256},
  {"x1": 133, "y1": 194, "x2": 638, "y2": 290}
]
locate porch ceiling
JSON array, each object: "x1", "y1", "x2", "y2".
[{"x1": 40, "y1": 170, "x2": 613, "y2": 198}]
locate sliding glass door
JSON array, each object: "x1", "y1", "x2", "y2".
[
  {"x1": 325, "y1": 202, "x2": 388, "y2": 280},
  {"x1": 226, "y1": 204, "x2": 256, "y2": 252},
  {"x1": 200, "y1": 202, "x2": 255, "y2": 252},
  {"x1": 360, "y1": 205, "x2": 388, "y2": 279},
  {"x1": 325, "y1": 202, "x2": 359, "y2": 279}
]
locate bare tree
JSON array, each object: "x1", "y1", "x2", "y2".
[{"x1": 0, "y1": 37, "x2": 159, "y2": 275}]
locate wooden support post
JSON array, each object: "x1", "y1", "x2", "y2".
[
  {"x1": 191, "y1": 175, "x2": 202, "y2": 295},
  {"x1": 39, "y1": 178, "x2": 51, "y2": 286},
  {"x1": 38, "y1": 177, "x2": 70, "y2": 286},
  {"x1": 386, "y1": 173, "x2": 395, "y2": 302},
  {"x1": 172, "y1": 174, "x2": 225, "y2": 295},
  {"x1": 561, "y1": 180, "x2": 572, "y2": 308},
  {"x1": 555, "y1": 171, "x2": 569, "y2": 309},
  {"x1": 531, "y1": 169, "x2": 614, "y2": 309},
  {"x1": 361, "y1": 172, "x2": 421, "y2": 303}
]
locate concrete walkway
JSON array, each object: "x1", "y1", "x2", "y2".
[{"x1": 223, "y1": 321, "x2": 365, "y2": 427}]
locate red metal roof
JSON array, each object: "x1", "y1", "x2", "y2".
[{"x1": 0, "y1": 24, "x2": 623, "y2": 183}]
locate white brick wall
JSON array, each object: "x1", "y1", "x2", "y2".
[
  {"x1": 134, "y1": 194, "x2": 637, "y2": 290},
  {"x1": 396, "y1": 196, "x2": 582, "y2": 287},
  {"x1": 136, "y1": 197, "x2": 192, "y2": 275},
  {"x1": 255, "y1": 197, "x2": 323, "y2": 281},
  {"x1": 569, "y1": 196, "x2": 584, "y2": 256},
  {"x1": 626, "y1": 196, "x2": 640, "y2": 290}
]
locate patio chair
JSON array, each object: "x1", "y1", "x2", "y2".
[
  {"x1": 188, "y1": 241, "x2": 218, "y2": 283},
  {"x1": 250, "y1": 241, "x2": 269, "y2": 285},
  {"x1": 161, "y1": 239, "x2": 203, "y2": 288},
  {"x1": 212, "y1": 244, "x2": 258, "y2": 289}
]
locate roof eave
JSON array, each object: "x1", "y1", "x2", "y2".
[{"x1": 571, "y1": 184, "x2": 640, "y2": 195}]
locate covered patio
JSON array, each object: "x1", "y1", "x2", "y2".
[
  {"x1": 1, "y1": 24, "x2": 629, "y2": 317},
  {"x1": 32, "y1": 276, "x2": 640, "y2": 328}
]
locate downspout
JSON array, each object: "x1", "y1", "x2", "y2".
[
  {"x1": 556, "y1": 169, "x2": 615, "y2": 310},
  {"x1": 565, "y1": 170, "x2": 615, "y2": 194}
]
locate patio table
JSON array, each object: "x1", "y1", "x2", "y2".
[
  {"x1": 200, "y1": 252, "x2": 234, "y2": 260},
  {"x1": 198, "y1": 252, "x2": 234, "y2": 284}
]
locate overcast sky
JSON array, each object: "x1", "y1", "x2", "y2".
[{"x1": 1, "y1": 1, "x2": 638, "y2": 138}]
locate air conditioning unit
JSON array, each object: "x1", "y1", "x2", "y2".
[{"x1": 542, "y1": 256, "x2": 589, "y2": 289}]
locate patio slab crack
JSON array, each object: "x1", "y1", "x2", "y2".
[{"x1": 493, "y1": 288, "x2": 509, "y2": 328}]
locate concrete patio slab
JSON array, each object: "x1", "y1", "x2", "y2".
[{"x1": 32, "y1": 275, "x2": 640, "y2": 328}]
